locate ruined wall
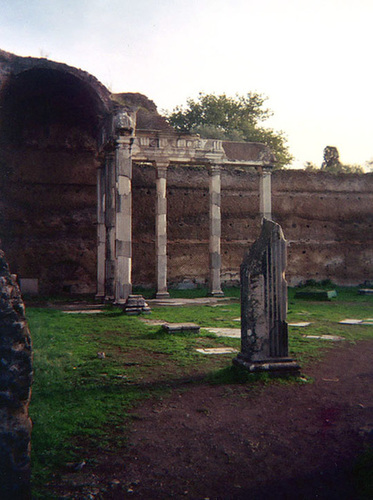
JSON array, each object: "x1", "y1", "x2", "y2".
[
  {"x1": 0, "y1": 148, "x2": 98, "y2": 294},
  {"x1": 133, "y1": 166, "x2": 373, "y2": 287},
  {"x1": 273, "y1": 170, "x2": 373, "y2": 285},
  {"x1": 1, "y1": 159, "x2": 372, "y2": 293}
]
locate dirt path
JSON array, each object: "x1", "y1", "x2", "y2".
[{"x1": 55, "y1": 340, "x2": 373, "y2": 499}]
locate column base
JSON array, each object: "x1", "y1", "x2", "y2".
[
  {"x1": 95, "y1": 293, "x2": 105, "y2": 303},
  {"x1": 123, "y1": 295, "x2": 151, "y2": 315},
  {"x1": 233, "y1": 354, "x2": 300, "y2": 375},
  {"x1": 155, "y1": 291, "x2": 170, "y2": 299},
  {"x1": 209, "y1": 290, "x2": 225, "y2": 297}
]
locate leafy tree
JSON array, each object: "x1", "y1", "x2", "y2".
[{"x1": 166, "y1": 92, "x2": 293, "y2": 168}]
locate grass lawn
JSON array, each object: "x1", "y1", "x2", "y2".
[{"x1": 27, "y1": 286, "x2": 373, "y2": 496}]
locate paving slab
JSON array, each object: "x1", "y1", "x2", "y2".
[
  {"x1": 62, "y1": 309, "x2": 103, "y2": 314},
  {"x1": 288, "y1": 322, "x2": 312, "y2": 327},
  {"x1": 303, "y1": 335, "x2": 343, "y2": 341},
  {"x1": 196, "y1": 347, "x2": 239, "y2": 355},
  {"x1": 206, "y1": 328, "x2": 241, "y2": 338},
  {"x1": 339, "y1": 319, "x2": 363, "y2": 325}
]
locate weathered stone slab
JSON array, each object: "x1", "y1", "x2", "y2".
[
  {"x1": 163, "y1": 323, "x2": 200, "y2": 333},
  {"x1": 206, "y1": 328, "x2": 241, "y2": 338},
  {"x1": 233, "y1": 219, "x2": 300, "y2": 374},
  {"x1": 63, "y1": 309, "x2": 103, "y2": 314},
  {"x1": 196, "y1": 347, "x2": 238, "y2": 355},
  {"x1": 339, "y1": 318, "x2": 373, "y2": 325},
  {"x1": 0, "y1": 251, "x2": 33, "y2": 499},
  {"x1": 122, "y1": 295, "x2": 151, "y2": 315},
  {"x1": 358, "y1": 289, "x2": 373, "y2": 295},
  {"x1": 339, "y1": 319, "x2": 363, "y2": 325},
  {"x1": 295, "y1": 289, "x2": 337, "y2": 300},
  {"x1": 303, "y1": 335, "x2": 343, "y2": 341},
  {"x1": 288, "y1": 322, "x2": 312, "y2": 327}
]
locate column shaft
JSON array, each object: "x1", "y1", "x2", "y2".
[
  {"x1": 155, "y1": 164, "x2": 170, "y2": 299},
  {"x1": 96, "y1": 164, "x2": 106, "y2": 299},
  {"x1": 209, "y1": 165, "x2": 224, "y2": 296},
  {"x1": 260, "y1": 168, "x2": 272, "y2": 220},
  {"x1": 115, "y1": 137, "x2": 133, "y2": 303},
  {"x1": 104, "y1": 151, "x2": 116, "y2": 300}
]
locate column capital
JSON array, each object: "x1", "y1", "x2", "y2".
[
  {"x1": 116, "y1": 135, "x2": 134, "y2": 148},
  {"x1": 257, "y1": 166, "x2": 273, "y2": 176},
  {"x1": 208, "y1": 164, "x2": 222, "y2": 175},
  {"x1": 155, "y1": 161, "x2": 169, "y2": 179}
]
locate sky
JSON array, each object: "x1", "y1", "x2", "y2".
[{"x1": 1, "y1": 0, "x2": 372, "y2": 169}]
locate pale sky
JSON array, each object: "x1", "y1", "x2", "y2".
[{"x1": 1, "y1": 0, "x2": 372, "y2": 169}]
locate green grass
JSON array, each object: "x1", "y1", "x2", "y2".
[{"x1": 27, "y1": 286, "x2": 373, "y2": 496}]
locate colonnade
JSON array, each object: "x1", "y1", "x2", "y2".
[{"x1": 96, "y1": 116, "x2": 273, "y2": 304}]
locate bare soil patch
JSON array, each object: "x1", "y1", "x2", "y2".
[{"x1": 51, "y1": 340, "x2": 373, "y2": 499}]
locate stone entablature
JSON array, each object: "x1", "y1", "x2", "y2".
[{"x1": 132, "y1": 129, "x2": 275, "y2": 167}]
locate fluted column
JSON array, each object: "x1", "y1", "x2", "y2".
[
  {"x1": 209, "y1": 164, "x2": 224, "y2": 297},
  {"x1": 259, "y1": 167, "x2": 272, "y2": 220},
  {"x1": 96, "y1": 163, "x2": 106, "y2": 300},
  {"x1": 104, "y1": 149, "x2": 116, "y2": 301},
  {"x1": 155, "y1": 162, "x2": 170, "y2": 299},
  {"x1": 115, "y1": 136, "x2": 133, "y2": 303}
]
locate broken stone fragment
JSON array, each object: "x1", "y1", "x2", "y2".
[
  {"x1": 233, "y1": 220, "x2": 300, "y2": 374},
  {"x1": 0, "y1": 250, "x2": 33, "y2": 499}
]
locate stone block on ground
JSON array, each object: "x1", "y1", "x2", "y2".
[
  {"x1": 295, "y1": 289, "x2": 337, "y2": 300},
  {"x1": 206, "y1": 328, "x2": 241, "y2": 338},
  {"x1": 303, "y1": 335, "x2": 343, "y2": 341},
  {"x1": 196, "y1": 347, "x2": 238, "y2": 355},
  {"x1": 123, "y1": 295, "x2": 151, "y2": 315},
  {"x1": 163, "y1": 323, "x2": 200, "y2": 333}
]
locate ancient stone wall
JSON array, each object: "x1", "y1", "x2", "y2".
[
  {"x1": 133, "y1": 167, "x2": 373, "y2": 287},
  {"x1": 1, "y1": 160, "x2": 372, "y2": 292}
]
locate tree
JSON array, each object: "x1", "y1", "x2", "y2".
[{"x1": 166, "y1": 92, "x2": 293, "y2": 168}]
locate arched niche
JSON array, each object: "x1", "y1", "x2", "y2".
[{"x1": 0, "y1": 65, "x2": 111, "y2": 294}]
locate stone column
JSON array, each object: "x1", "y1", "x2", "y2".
[
  {"x1": 259, "y1": 167, "x2": 272, "y2": 220},
  {"x1": 104, "y1": 149, "x2": 116, "y2": 301},
  {"x1": 115, "y1": 136, "x2": 133, "y2": 303},
  {"x1": 208, "y1": 165, "x2": 224, "y2": 297},
  {"x1": 155, "y1": 163, "x2": 170, "y2": 299},
  {"x1": 96, "y1": 163, "x2": 106, "y2": 300}
]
